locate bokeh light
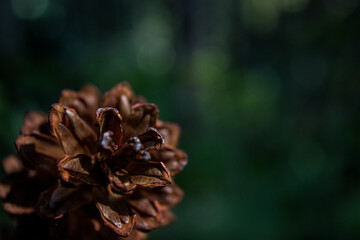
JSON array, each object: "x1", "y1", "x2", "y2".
[{"x1": 11, "y1": 0, "x2": 48, "y2": 20}]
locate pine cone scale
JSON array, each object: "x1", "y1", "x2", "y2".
[{"x1": 1, "y1": 82, "x2": 188, "y2": 240}]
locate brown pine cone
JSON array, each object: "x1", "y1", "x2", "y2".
[{"x1": 0, "y1": 82, "x2": 187, "y2": 240}]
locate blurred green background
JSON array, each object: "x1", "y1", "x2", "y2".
[{"x1": 1, "y1": 0, "x2": 360, "y2": 239}]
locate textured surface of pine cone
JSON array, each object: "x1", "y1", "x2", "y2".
[{"x1": 0, "y1": 82, "x2": 187, "y2": 240}]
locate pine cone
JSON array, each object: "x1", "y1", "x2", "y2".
[{"x1": 0, "y1": 82, "x2": 187, "y2": 240}]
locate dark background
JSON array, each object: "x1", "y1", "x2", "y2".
[{"x1": 1, "y1": 0, "x2": 360, "y2": 239}]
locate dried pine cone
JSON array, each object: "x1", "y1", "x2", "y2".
[{"x1": 0, "y1": 82, "x2": 187, "y2": 240}]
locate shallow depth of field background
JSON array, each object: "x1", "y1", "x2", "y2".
[{"x1": 1, "y1": 0, "x2": 360, "y2": 239}]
